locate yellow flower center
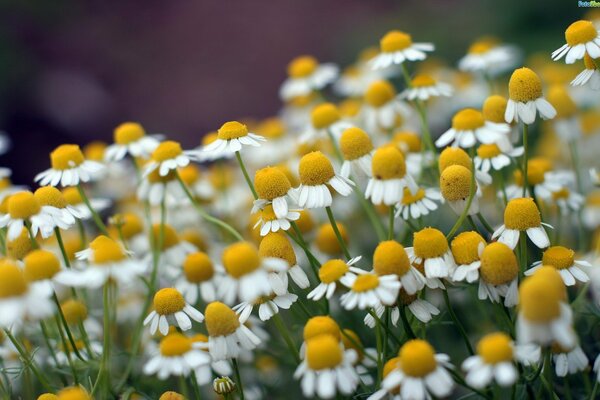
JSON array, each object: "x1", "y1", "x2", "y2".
[
  {"x1": 51, "y1": 144, "x2": 85, "y2": 170},
  {"x1": 399, "y1": 339, "x2": 437, "y2": 377},
  {"x1": 452, "y1": 108, "x2": 485, "y2": 131},
  {"x1": 411, "y1": 74, "x2": 436, "y2": 87},
  {"x1": 339, "y1": 127, "x2": 373, "y2": 161},
  {"x1": 438, "y1": 147, "x2": 472, "y2": 172},
  {"x1": 84, "y1": 141, "x2": 106, "y2": 161},
  {"x1": 504, "y1": 198, "x2": 541, "y2": 230},
  {"x1": 8, "y1": 191, "x2": 41, "y2": 219},
  {"x1": 365, "y1": 80, "x2": 396, "y2": 108},
  {"x1": 477, "y1": 333, "x2": 513, "y2": 364},
  {"x1": 483, "y1": 95, "x2": 508, "y2": 123},
  {"x1": 111, "y1": 213, "x2": 143, "y2": 239},
  {"x1": 152, "y1": 141, "x2": 183, "y2": 162},
  {"x1": 179, "y1": 165, "x2": 200, "y2": 185},
  {"x1": 90, "y1": 235, "x2": 126, "y2": 263},
  {"x1": 223, "y1": 241, "x2": 261, "y2": 278},
  {"x1": 23, "y1": 250, "x2": 61, "y2": 282},
  {"x1": 257, "y1": 117, "x2": 285, "y2": 139},
  {"x1": 114, "y1": 122, "x2": 145, "y2": 145},
  {"x1": 254, "y1": 167, "x2": 291, "y2": 200},
  {"x1": 258, "y1": 232, "x2": 296, "y2": 266},
  {"x1": 468, "y1": 37, "x2": 498, "y2": 54},
  {"x1": 61, "y1": 299, "x2": 88, "y2": 325},
  {"x1": 7, "y1": 228, "x2": 32, "y2": 260},
  {"x1": 380, "y1": 31, "x2": 413, "y2": 53},
  {"x1": 547, "y1": 85, "x2": 577, "y2": 119},
  {"x1": 306, "y1": 334, "x2": 343, "y2": 370},
  {"x1": 62, "y1": 187, "x2": 82, "y2": 205},
  {"x1": 0, "y1": 262, "x2": 28, "y2": 298},
  {"x1": 315, "y1": 223, "x2": 348, "y2": 255},
  {"x1": 218, "y1": 121, "x2": 249, "y2": 140},
  {"x1": 542, "y1": 246, "x2": 574, "y2": 270},
  {"x1": 584, "y1": 53, "x2": 599, "y2": 70},
  {"x1": 480, "y1": 242, "x2": 518, "y2": 285},
  {"x1": 319, "y1": 259, "x2": 349, "y2": 283},
  {"x1": 341, "y1": 329, "x2": 364, "y2": 362},
  {"x1": 205, "y1": 301, "x2": 240, "y2": 337},
  {"x1": 508, "y1": 68, "x2": 543, "y2": 103},
  {"x1": 514, "y1": 164, "x2": 546, "y2": 187},
  {"x1": 552, "y1": 187, "x2": 570, "y2": 201},
  {"x1": 519, "y1": 275, "x2": 561, "y2": 322},
  {"x1": 413, "y1": 228, "x2": 448, "y2": 259},
  {"x1": 339, "y1": 98, "x2": 361, "y2": 118},
  {"x1": 159, "y1": 333, "x2": 192, "y2": 356},
  {"x1": 183, "y1": 252, "x2": 214, "y2": 283},
  {"x1": 57, "y1": 386, "x2": 92, "y2": 400},
  {"x1": 372, "y1": 146, "x2": 406, "y2": 180},
  {"x1": 295, "y1": 210, "x2": 315, "y2": 233},
  {"x1": 151, "y1": 224, "x2": 180, "y2": 250},
  {"x1": 153, "y1": 288, "x2": 186, "y2": 315},
  {"x1": 531, "y1": 266, "x2": 567, "y2": 301},
  {"x1": 288, "y1": 55, "x2": 318, "y2": 78},
  {"x1": 440, "y1": 165, "x2": 474, "y2": 201},
  {"x1": 258, "y1": 204, "x2": 278, "y2": 222},
  {"x1": 476, "y1": 144, "x2": 502, "y2": 159},
  {"x1": 304, "y1": 316, "x2": 341, "y2": 341},
  {"x1": 311, "y1": 103, "x2": 340, "y2": 129},
  {"x1": 298, "y1": 151, "x2": 335, "y2": 185},
  {"x1": 565, "y1": 20, "x2": 598, "y2": 46},
  {"x1": 383, "y1": 357, "x2": 401, "y2": 387},
  {"x1": 451, "y1": 231, "x2": 485, "y2": 265},
  {"x1": 147, "y1": 168, "x2": 177, "y2": 184},
  {"x1": 159, "y1": 392, "x2": 185, "y2": 400},
  {"x1": 400, "y1": 187, "x2": 425, "y2": 206},
  {"x1": 34, "y1": 186, "x2": 67, "y2": 209},
  {"x1": 373, "y1": 240, "x2": 410, "y2": 276},
  {"x1": 352, "y1": 273, "x2": 380, "y2": 292},
  {"x1": 38, "y1": 394, "x2": 59, "y2": 400}
]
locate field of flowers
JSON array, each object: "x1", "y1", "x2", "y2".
[{"x1": 0, "y1": 10, "x2": 599, "y2": 400}]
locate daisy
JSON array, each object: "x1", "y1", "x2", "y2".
[
  {"x1": 435, "y1": 108, "x2": 510, "y2": 149},
  {"x1": 376, "y1": 339, "x2": 454, "y2": 400},
  {"x1": 0, "y1": 169, "x2": 26, "y2": 203},
  {"x1": 175, "y1": 251, "x2": 222, "y2": 304},
  {"x1": 252, "y1": 166, "x2": 295, "y2": 219},
  {"x1": 34, "y1": 186, "x2": 81, "y2": 233},
  {"x1": 361, "y1": 80, "x2": 411, "y2": 134},
  {"x1": 475, "y1": 143, "x2": 523, "y2": 173},
  {"x1": 299, "y1": 102, "x2": 353, "y2": 144},
  {"x1": 407, "y1": 227, "x2": 455, "y2": 279},
  {"x1": 291, "y1": 151, "x2": 354, "y2": 209},
  {"x1": 552, "y1": 186, "x2": 585, "y2": 214},
  {"x1": 341, "y1": 329, "x2": 378, "y2": 385},
  {"x1": 440, "y1": 165, "x2": 480, "y2": 216},
  {"x1": 143, "y1": 288, "x2": 204, "y2": 336},
  {"x1": 505, "y1": 162, "x2": 565, "y2": 202},
  {"x1": 395, "y1": 187, "x2": 441, "y2": 220},
  {"x1": 143, "y1": 140, "x2": 198, "y2": 178},
  {"x1": 104, "y1": 122, "x2": 160, "y2": 162},
  {"x1": 198, "y1": 301, "x2": 261, "y2": 361},
  {"x1": 35, "y1": 144, "x2": 104, "y2": 187},
  {"x1": 62, "y1": 187, "x2": 111, "y2": 221},
  {"x1": 373, "y1": 240, "x2": 427, "y2": 295},
  {"x1": 366, "y1": 146, "x2": 418, "y2": 206},
  {"x1": 450, "y1": 231, "x2": 486, "y2": 283},
  {"x1": 339, "y1": 127, "x2": 374, "y2": 178},
  {"x1": 439, "y1": 146, "x2": 493, "y2": 189},
  {"x1": 526, "y1": 246, "x2": 590, "y2": 286},
  {"x1": 400, "y1": 74, "x2": 453, "y2": 101},
  {"x1": 478, "y1": 243, "x2": 519, "y2": 307},
  {"x1": 552, "y1": 342, "x2": 589, "y2": 377},
  {"x1": 149, "y1": 223, "x2": 197, "y2": 278},
  {"x1": 340, "y1": 269, "x2": 400, "y2": 310},
  {"x1": 137, "y1": 168, "x2": 186, "y2": 207},
  {"x1": 252, "y1": 204, "x2": 300, "y2": 237},
  {"x1": 279, "y1": 55, "x2": 338, "y2": 100},
  {"x1": 552, "y1": 20, "x2": 600, "y2": 64},
  {"x1": 144, "y1": 332, "x2": 211, "y2": 379},
  {"x1": 505, "y1": 68, "x2": 556, "y2": 124},
  {"x1": 307, "y1": 257, "x2": 361, "y2": 301},
  {"x1": 202, "y1": 121, "x2": 266, "y2": 158},
  {"x1": 213, "y1": 376, "x2": 236, "y2": 396},
  {"x1": 458, "y1": 37, "x2": 519, "y2": 76},
  {"x1": 571, "y1": 53, "x2": 600, "y2": 89},
  {"x1": 370, "y1": 30, "x2": 434, "y2": 70},
  {"x1": 0, "y1": 191, "x2": 53, "y2": 241},
  {"x1": 463, "y1": 333, "x2": 540, "y2": 389},
  {"x1": 393, "y1": 131, "x2": 434, "y2": 178},
  {"x1": 23, "y1": 249, "x2": 63, "y2": 287},
  {"x1": 189, "y1": 334, "x2": 233, "y2": 385},
  {"x1": 258, "y1": 231, "x2": 310, "y2": 290},
  {"x1": 55, "y1": 235, "x2": 146, "y2": 288},
  {"x1": 364, "y1": 290, "x2": 440, "y2": 328},
  {"x1": 301, "y1": 316, "x2": 342, "y2": 356},
  {"x1": 233, "y1": 292, "x2": 298, "y2": 322},
  {"x1": 294, "y1": 334, "x2": 360, "y2": 399},
  {"x1": 492, "y1": 198, "x2": 551, "y2": 249}
]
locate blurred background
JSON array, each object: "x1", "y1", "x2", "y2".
[{"x1": 0, "y1": 0, "x2": 581, "y2": 183}]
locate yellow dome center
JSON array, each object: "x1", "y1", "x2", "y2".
[
  {"x1": 153, "y1": 288, "x2": 186, "y2": 315},
  {"x1": 477, "y1": 333, "x2": 513, "y2": 364},
  {"x1": 514, "y1": 164, "x2": 545, "y2": 187},
  {"x1": 519, "y1": 276, "x2": 561, "y2": 322},
  {"x1": 159, "y1": 392, "x2": 185, "y2": 400},
  {"x1": 468, "y1": 38, "x2": 498, "y2": 54},
  {"x1": 8, "y1": 191, "x2": 41, "y2": 219},
  {"x1": 547, "y1": 85, "x2": 577, "y2": 119},
  {"x1": 254, "y1": 167, "x2": 291, "y2": 200},
  {"x1": 584, "y1": 53, "x2": 599, "y2": 70},
  {"x1": 218, "y1": 121, "x2": 249, "y2": 140},
  {"x1": 451, "y1": 231, "x2": 485, "y2": 265},
  {"x1": 339, "y1": 127, "x2": 373, "y2": 161},
  {"x1": 565, "y1": 20, "x2": 598, "y2": 46},
  {"x1": 341, "y1": 329, "x2": 364, "y2": 362},
  {"x1": 439, "y1": 147, "x2": 472, "y2": 172},
  {"x1": 258, "y1": 232, "x2": 296, "y2": 266},
  {"x1": 34, "y1": 186, "x2": 67, "y2": 209},
  {"x1": 51, "y1": 144, "x2": 85, "y2": 170},
  {"x1": 399, "y1": 339, "x2": 437, "y2": 377},
  {"x1": 380, "y1": 31, "x2": 413, "y2": 53},
  {"x1": 552, "y1": 187, "x2": 570, "y2": 201},
  {"x1": 114, "y1": 122, "x2": 145, "y2": 145},
  {"x1": 178, "y1": 165, "x2": 200, "y2": 185},
  {"x1": 352, "y1": 273, "x2": 380, "y2": 292},
  {"x1": 205, "y1": 301, "x2": 240, "y2": 337},
  {"x1": 306, "y1": 335, "x2": 343, "y2": 370},
  {"x1": 413, "y1": 227, "x2": 449, "y2": 259},
  {"x1": 299, "y1": 151, "x2": 335, "y2": 185},
  {"x1": 23, "y1": 250, "x2": 61, "y2": 282},
  {"x1": 152, "y1": 141, "x2": 183, "y2": 162},
  {"x1": 530, "y1": 266, "x2": 567, "y2": 301},
  {"x1": 311, "y1": 103, "x2": 340, "y2": 129},
  {"x1": 7, "y1": 228, "x2": 33, "y2": 260},
  {"x1": 372, "y1": 146, "x2": 406, "y2": 180},
  {"x1": 319, "y1": 259, "x2": 349, "y2": 283},
  {"x1": 38, "y1": 394, "x2": 59, "y2": 400},
  {"x1": 61, "y1": 299, "x2": 88, "y2": 325},
  {"x1": 258, "y1": 117, "x2": 285, "y2": 139},
  {"x1": 183, "y1": 252, "x2": 214, "y2": 283},
  {"x1": 304, "y1": 316, "x2": 341, "y2": 341},
  {"x1": 400, "y1": 187, "x2": 425, "y2": 206},
  {"x1": 482, "y1": 95, "x2": 508, "y2": 123},
  {"x1": 480, "y1": 242, "x2": 518, "y2": 285},
  {"x1": 373, "y1": 240, "x2": 410, "y2": 276},
  {"x1": 365, "y1": 80, "x2": 396, "y2": 107},
  {"x1": 91, "y1": 236, "x2": 126, "y2": 263},
  {"x1": 0, "y1": 263, "x2": 28, "y2": 298},
  {"x1": 440, "y1": 165, "x2": 474, "y2": 202},
  {"x1": 84, "y1": 141, "x2": 106, "y2": 161},
  {"x1": 477, "y1": 144, "x2": 502, "y2": 159},
  {"x1": 393, "y1": 131, "x2": 422, "y2": 153},
  {"x1": 258, "y1": 204, "x2": 278, "y2": 222},
  {"x1": 160, "y1": 333, "x2": 192, "y2": 356},
  {"x1": 223, "y1": 241, "x2": 261, "y2": 278},
  {"x1": 542, "y1": 246, "x2": 574, "y2": 270},
  {"x1": 288, "y1": 56, "x2": 318, "y2": 78},
  {"x1": 57, "y1": 386, "x2": 92, "y2": 400},
  {"x1": 508, "y1": 68, "x2": 543, "y2": 103},
  {"x1": 315, "y1": 223, "x2": 348, "y2": 255},
  {"x1": 504, "y1": 198, "x2": 541, "y2": 230},
  {"x1": 411, "y1": 74, "x2": 436, "y2": 87},
  {"x1": 111, "y1": 213, "x2": 143, "y2": 239},
  {"x1": 452, "y1": 109, "x2": 485, "y2": 131},
  {"x1": 62, "y1": 187, "x2": 83, "y2": 205},
  {"x1": 151, "y1": 224, "x2": 180, "y2": 250}
]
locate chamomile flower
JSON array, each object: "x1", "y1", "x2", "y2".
[
  {"x1": 492, "y1": 198, "x2": 551, "y2": 249},
  {"x1": 552, "y1": 20, "x2": 600, "y2": 64},
  {"x1": 366, "y1": 146, "x2": 418, "y2": 206},
  {"x1": 252, "y1": 204, "x2": 300, "y2": 237},
  {"x1": 190, "y1": 334, "x2": 233, "y2": 385},
  {"x1": 395, "y1": 186, "x2": 441, "y2": 220},
  {"x1": 373, "y1": 240, "x2": 426, "y2": 295},
  {"x1": 292, "y1": 151, "x2": 354, "y2": 209},
  {"x1": 392, "y1": 131, "x2": 433, "y2": 177},
  {"x1": 361, "y1": 80, "x2": 410, "y2": 134},
  {"x1": 370, "y1": 30, "x2": 434, "y2": 70},
  {"x1": 571, "y1": 53, "x2": 600, "y2": 89},
  {"x1": 143, "y1": 288, "x2": 204, "y2": 336},
  {"x1": 137, "y1": 169, "x2": 186, "y2": 206},
  {"x1": 307, "y1": 257, "x2": 361, "y2": 301},
  {"x1": 258, "y1": 231, "x2": 310, "y2": 290},
  {"x1": 252, "y1": 166, "x2": 295, "y2": 219},
  {"x1": 462, "y1": 333, "x2": 540, "y2": 389},
  {"x1": 144, "y1": 332, "x2": 211, "y2": 379},
  {"x1": 175, "y1": 251, "x2": 221, "y2": 304},
  {"x1": 279, "y1": 55, "x2": 338, "y2": 100},
  {"x1": 439, "y1": 146, "x2": 492, "y2": 188},
  {"x1": 234, "y1": 291, "x2": 298, "y2": 322},
  {"x1": 440, "y1": 164, "x2": 480, "y2": 216},
  {"x1": 435, "y1": 108, "x2": 510, "y2": 148},
  {"x1": 300, "y1": 316, "x2": 342, "y2": 355},
  {"x1": 62, "y1": 187, "x2": 111, "y2": 221},
  {"x1": 364, "y1": 289, "x2": 440, "y2": 328},
  {"x1": 198, "y1": 301, "x2": 261, "y2": 361},
  {"x1": 478, "y1": 243, "x2": 519, "y2": 307},
  {"x1": 150, "y1": 224, "x2": 197, "y2": 278},
  {"x1": 294, "y1": 334, "x2": 360, "y2": 399},
  {"x1": 400, "y1": 74, "x2": 453, "y2": 101},
  {"x1": 552, "y1": 187, "x2": 585, "y2": 214},
  {"x1": 105, "y1": 122, "x2": 160, "y2": 162},
  {"x1": 526, "y1": 246, "x2": 590, "y2": 286},
  {"x1": 23, "y1": 249, "x2": 63, "y2": 286},
  {"x1": 451, "y1": 231, "x2": 486, "y2": 283},
  {"x1": 341, "y1": 329, "x2": 377, "y2": 385},
  {"x1": 0, "y1": 191, "x2": 53, "y2": 240},
  {"x1": 552, "y1": 342, "x2": 589, "y2": 377},
  {"x1": 458, "y1": 37, "x2": 519, "y2": 76},
  {"x1": 475, "y1": 143, "x2": 523, "y2": 173},
  {"x1": 202, "y1": 121, "x2": 266, "y2": 157},
  {"x1": 378, "y1": 339, "x2": 454, "y2": 400},
  {"x1": 505, "y1": 68, "x2": 556, "y2": 124},
  {"x1": 299, "y1": 103, "x2": 353, "y2": 144},
  {"x1": 340, "y1": 268, "x2": 401, "y2": 310},
  {"x1": 34, "y1": 186, "x2": 81, "y2": 232},
  {"x1": 407, "y1": 227, "x2": 455, "y2": 279},
  {"x1": 505, "y1": 160, "x2": 565, "y2": 202},
  {"x1": 35, "y1": 144, "x2": 104, "y2": 187},
  {"x1": 547, "y1": 85, "x2": 582, "y2": 142},
  {"x1": 339, "y1": 127, "x2": 374, "y2": 178},
  {"x1": 144, "y1": 140, "x2": 197, "y2": 177}
]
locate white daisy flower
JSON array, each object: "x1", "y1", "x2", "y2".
[
  {"x1": 279, "y1": 55, "x2": 338, "y2": 100},
  {"x1": 477, "y1": 242, "x2": 520, "y2": 307},
  {"x1": 407, "y1": 227, "x2": 455, "y2": 279},
  {"x1": 340, "y1": 269, "x2": 401, "y2": 310},
  {"x1": 252, "y1": 166, "x2": 296, "y2": 219},
  {"x1": 552, "y1": 343, "x2": 589, "y2": 377},
  {"x1": 137, "y1": 168, "x2": 186, "y2": 207},
  {"x1": 361, "y1": 81, "x2": 411, "y2": 134},
  {"x1": 364, "y1": 292, "x2": 440, "y2": 328},
  {"x1": 258, "y1": 231, "x2": 310, "y2": 290},
  {"x1": 253, "y1": 204, "x2": 300, "y2": 237},
  {"x1": 105, "y1": 122, "x2": 160, "y2": 162},
  {"x1": 450, "y1": 231, "x2": 486, "y2": 284},
  {"x1": 571, "y1": 53, "x2": 600, "y2": 89},
  {"x1": 143, "y1": 288, "x2": 204, "y2": 336},
  {"x1": 395, "y1": 187, "x2": 441, "y2": 220},
  {"x1": 505, "y1": 68, "x2": 556, "y2": 124},
  {"x1": 143, "y1": 140, "x2": 198, "y2": 178},
  {"x1": 526, "y1": 246, "x2": 590, "y2": 286},
  {"x1": 440, "y1": 164, "x2": 481, "y2": 217},
  {"x1": 366, "y1": 146, "x2": 418, "y2": 206},
  {"x1": 400, "y1": 74, "x2": 453, "y2": 101},
  {"x1": 552, "y1": 20, "x2": 600, "y2": 64},
  {"x1": 0, "y1": 191, "x2": 53, "y2": 241},
  {"x1": 341, "y1": 329, "x2": 378, "y2": 386},
  {"x1": 175, "y1": 251, "x2": 222, "y2": 304},
  {"x1": 458, "y1": 38, "x2": 520, "y2": 76},
  {"x1": 436, "y1": 108, "x2": 510, "y2": 149},
  {"x1": 189, "y1": 334, "x2": 232, "y2": 386},
  {"x1": 370, "y1": 30, "x2": 434, "y2": 70},
  {"x1": 552, "y1": 186, "x2": 585, "y2": 214},
  {"x1": 475, "y1": 143, "x2": 523, "y2": 173},
  {"x1": 492, "y1": 198, "x2": 551, "y2": 250},
  {"x1": 35, "y1": 144, "x2": 104, "y2": 187},
  {"x1": 202, "y1": 121, "x2": 266, "y2": 158},
  {"x1": 34, "y1": 186, "x2": 81, "y2": 233},
  {"x1": 307, "y1": 257, "x2": 361, "y2": 301},
  {"x1": 299, "y1": 102, "x2": 353, "y2": 144},
  {"x1": 234, "y1": 292, "x2": 297, "y2": 322},
  {"x1": 61, "y1": 186, "x2": 111, "y2": 222},
  {"x1": 144, "y1": 332, "x2": 211, "y2": 380},
  {"x1": 338, "y1": 127, "x2": 374, "y2": 179}
]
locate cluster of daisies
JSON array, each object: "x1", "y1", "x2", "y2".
[{"x1": 1, "y1": 14, "x2": 600, "y2": 400}]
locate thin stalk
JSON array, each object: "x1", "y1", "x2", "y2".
[
  {"x1": 76, "y1": 184, "x2": 108, "y2": 235},
  {"x1": 52, "y1": 292, "x2": 85, "y2": 361},
  {"x1": 476, "y1": 212, "x2": 494, "y2": 235},
  {"x1": 190, "y1": 373, "x2": 202, "y2": 400},
  {"x1": 522, "y1": 124, "x2": 529, "y2": 197},
  {"x1": 39, "y1": 321, "x2": 68, "y2": 386},
  {"x1": 399, "y1": 306, "x2": 417, "y2": 339},
  {"x1": 325, "y1": 206, "x2": 351, "y2": 259},
  {"x1": 54, "y1": 228, "x2": 71, "y2": 268},
  {"x1": 442, "y1": 289, "x2": 474, "y2": 355},
  {"x1": 24, "y1": 221, "x2": 39, "y2": 249},
  {"x1": 400, "y1": 63, "x2": 435, "y2": 154},
  {"x1": 54, "y1": 314, "x2": 79, "y2": 385},
  {"x1": 374, "y1": 313, "x2": 383, "y2": 384},
  {"x1": 590, "y1": 379, "x2": 599, "y2": 400},
  {"x1": 92, "y1": 283, "x2": 112, "y2": 397},
  {"x1": 497, "y1": 170, "x2": 508, "y2": 205},
  {"x1": 232, "y1": 358, "x2": 245, "y2": 400},
  {"x1": 272, "y1": 313, "x2": 300, "y2": 364},
  {"x1": 235, "y1": 151, "x2": 258, "y2": 200},
  {"x1": 3, "y1": 329, "x2": 53, "y2": 392},
  {"x1": 519, "y1": 233, "x2": 528, "y2": 281},
  {"x1": 179, "y1": 375, "x2": 190, "y2": 399},
  {"x1": 388, "y1": 207, "x2": 395, "y2": 240},
  {"x1": 446, "y1": 155, "x2": 477, "y2": 240},
  {"x1": 368, "y1": 310, "x2": 401, "y2": 345}
]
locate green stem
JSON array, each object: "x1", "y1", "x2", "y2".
[
  {"x1": 446, "y1": 154, "x2": 477, "y2": 240},
  {"x1": 190, "y1": 373, "x2": 202, "y2": 400},
  {"x1": 235, "y1": 151, "x2": 258, "y2": 200},
  {"x1": 497, "y1": 170, "x2": 508, "y2": 205},
  {"x1": 3, "y1": 329, "x2": 53, "y2": 392},
  {"x1": 39, "y1": 321, "x2": 68, "y2": 386},
  {"x1": 232, "y1": 358, "x2": 245, "y2": 400},
  {"x1": 400, "y1": 63, "x2": 435, "y2": 155},
  {"x1": 388, "y1": 207, "x2": 395, "y2": 240},
  {"x1": 399, "y1": 306, "x2": 417, "y2": 339},
  {"x1": 23, "y1": 221, "x2": 39, "y2": 249},
  {"x1": 442, "y1": 289, "x2": 474, "y2": 355},
  {"x1": 52, "y1": 292, "x2": 85, "y2": 361},
  {"x1": 54, "y1": 228, "x2": 71, "y2": 268},
  {"x1": 325, "y1": 206, "x2": 351, "y2": 259},
  {"x1": 476, "y1": 212, "x2": 494, "y2": 235},
  {"x1": 354, "y1": 186, "x2": 386, "y2": 241},
  {"x1": 76, "y1": 184, "x2": 108, "y2": 235},
  {"x1": 54, "y1": 314, "x2": 79, "y2": 385},
  {"x1": 590, "y1": 379, "x2": 599, "y2": 400},
  {"x1": 272, "y1": 313, "x2": 300, "y2": 364},
  {"x1": 519, "y1": 232, "x2": 528, "y2": 281},
  {"x1": 522, "y1": 124, "x2": 529, "y2": 197},
  {"x1": 93, "y1": 283, "x2": 112, "y2": 396},
  {"x1": 179, "y1": 374, "x2": 190, "y2": 399}
]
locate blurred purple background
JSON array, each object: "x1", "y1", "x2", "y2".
[{"x1": 0, "y1": 0, "x2": 578, "y2": 183}]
